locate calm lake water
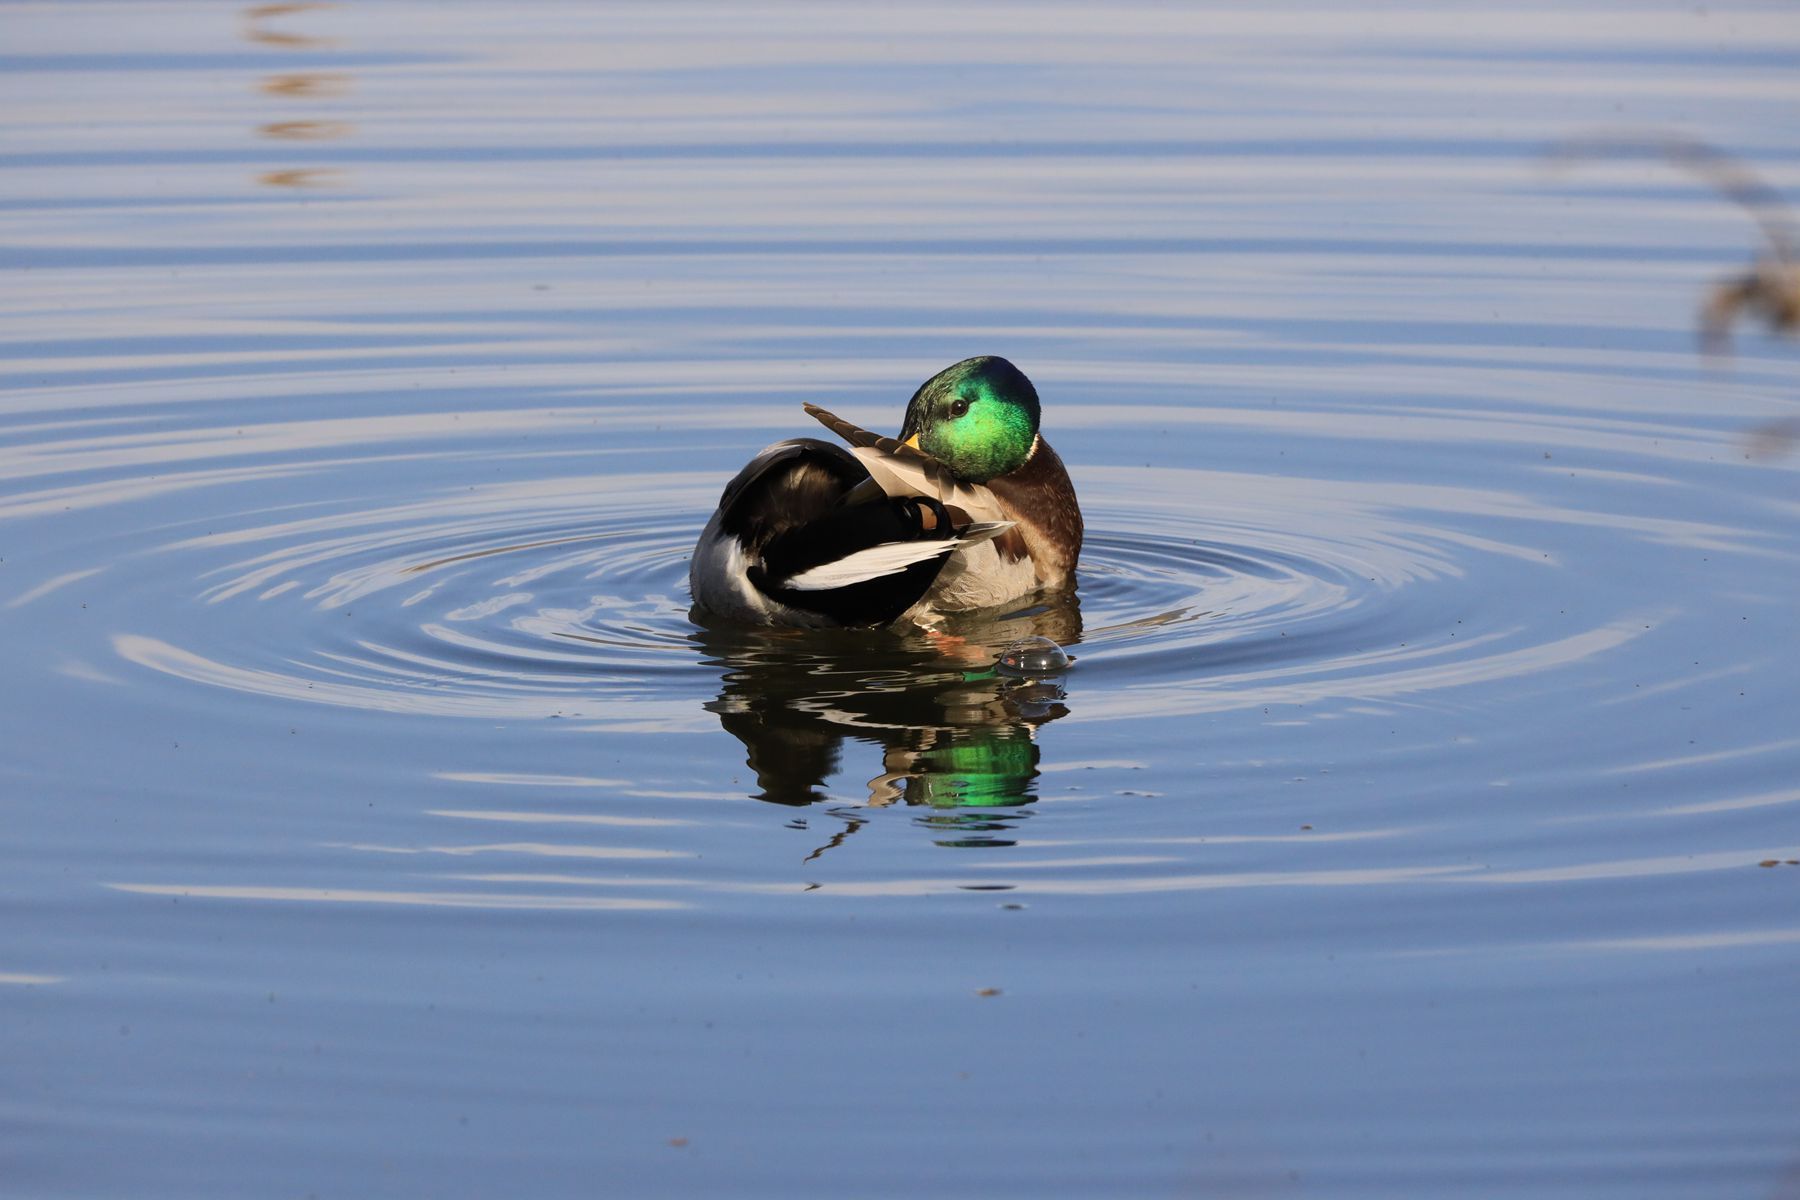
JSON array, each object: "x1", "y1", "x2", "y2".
[{"x1": 5, "y1": 3, "x2": 1799, "y2": 1196}]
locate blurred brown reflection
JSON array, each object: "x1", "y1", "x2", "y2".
[
  {"x1": 695, "y1": 593, "x2": 1081, "y2": 856},
  {"x1": 242, "y1": 2, "x2": 339, "y2": 49},
  {"x1": 258, "y1": 119, "x2": 355, "y2": 141},
  {"x1": 244, "y1": 3, "x2": 354, "y2": 187},
  {"x1": 260, "y1": 71, "x2": 351, "y2": 98},
  {"x1": 256, "y1": 168, "x2": 346, "y2": 188},
  {"x1": 1746, "y1": 417, "x2": 1800, "y2": 461},
  {"x1": 1774, "y1": 1152, "x2": 1800, "y2": 1200}
]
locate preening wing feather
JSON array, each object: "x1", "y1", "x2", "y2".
[
  {"x1": 801, "y1": 403, "x2": 920, "y2": 458},
  {"x1": 802, "y1": 403, "x2": 1005, "y2": 522}
]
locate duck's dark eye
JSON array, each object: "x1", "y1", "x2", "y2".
[{"x1": 949, "y1": 397, "x2": 971, "y2": 418}]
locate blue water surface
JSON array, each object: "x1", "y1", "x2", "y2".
[{"x1": 3, "y1": 3, "x2": 1799, "y2": 1197}]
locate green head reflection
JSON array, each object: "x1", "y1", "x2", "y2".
[{"x1": 903, "y1": 726, "x2": 1040, "y2": 808}]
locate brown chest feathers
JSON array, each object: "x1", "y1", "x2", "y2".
[{"x1": 986, "y1": 436, "x2": 1083, "y2": 582}]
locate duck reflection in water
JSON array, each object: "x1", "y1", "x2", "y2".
[{"x1": 693, "y1": 593, "x2": 1080, "y2": 849}]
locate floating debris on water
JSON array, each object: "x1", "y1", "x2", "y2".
[{"x1": 1546, "y1": 130, "x2": 1800, "y2": 358}]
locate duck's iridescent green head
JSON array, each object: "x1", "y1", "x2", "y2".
[{"x1": 899, "y1": 356, "x2": 1041, "y2": 483}]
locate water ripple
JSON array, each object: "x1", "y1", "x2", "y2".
[{"x1": 59, "y1": 413, "x2": 1709, "y2": 747}]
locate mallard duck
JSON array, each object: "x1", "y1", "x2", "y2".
[{"x1": 689, "y1": 356, "x2": 1082, "y2": 627}]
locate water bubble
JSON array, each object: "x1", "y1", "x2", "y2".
[{"x1": 997, "y1": 635, "x2": 1070, "y2": 675}]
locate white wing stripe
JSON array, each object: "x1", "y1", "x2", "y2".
[{"x1": 781, "y1": 524, "x2": 1014, "y2": 591}]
